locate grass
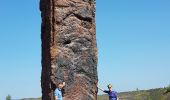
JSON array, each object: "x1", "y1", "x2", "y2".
[{"x1": 19, "y1": 87, "x2": 170, "y2": 100}]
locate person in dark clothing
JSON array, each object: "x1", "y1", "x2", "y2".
[{"x1": 98, "y1": 84, "x2": 119, "y2": 100}]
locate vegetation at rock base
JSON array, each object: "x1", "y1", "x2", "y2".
[{"x1": 18, "y1": 86, "x2": 170, "y2": 100}]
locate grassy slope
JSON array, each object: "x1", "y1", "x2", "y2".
[
  {"x1": 98, "y1": 88, "x2": 170, "y2": 100},
  {"x1": 20, "y1": 87, "x2": 170, "y2": 100}
]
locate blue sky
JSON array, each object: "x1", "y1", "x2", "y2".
[{"x1": 0, "y1": 0, "x2": 170, "y2": 99}]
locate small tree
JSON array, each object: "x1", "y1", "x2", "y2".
[
  {"x1": 6, "y1": 94, "x2": 11, "y2": 100},
  {"x1": 136, "y1": 88, "x2": 139, "y2": 91}
]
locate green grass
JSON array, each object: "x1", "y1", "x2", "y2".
[
  {"x1": 98, "y1": 87, "x2": 170, "y2": 100},
  {"x1": 19, "y1": 87, "x2": 170, "y2": 100}
]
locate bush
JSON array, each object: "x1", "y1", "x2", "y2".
[{"x1": 6, "y1": 94, "x2": 11, "y2": 100}]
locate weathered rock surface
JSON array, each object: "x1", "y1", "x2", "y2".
[{"x1": 40, "y1": 0, "x2": 98, "y2": 100}]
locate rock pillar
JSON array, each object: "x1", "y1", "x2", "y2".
[{"x1": 40, "y1": 0, "x2": 98, "y2": 100}]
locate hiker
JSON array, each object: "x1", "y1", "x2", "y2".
[
  {"x1": 98, "y1": 84, "x2": 119, "y2": 100},
  {"x1": 55, "y1": 82, "x2": 65, "y2": 100}
]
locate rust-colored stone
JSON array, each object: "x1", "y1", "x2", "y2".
[{"x1": 40, "y1": 0, "x2": 98, "y2": 100}]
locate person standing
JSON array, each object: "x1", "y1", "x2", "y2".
[
  {"x1": 55, "y1": 82, "x2": 65, "y2": 100},
  {"x1": 98, "y1": 84, "x2": 119, "y2": 100}
]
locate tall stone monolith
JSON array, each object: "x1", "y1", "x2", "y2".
[{"x1": 40, "y1": 0, "x2": 98, "y2": 100}]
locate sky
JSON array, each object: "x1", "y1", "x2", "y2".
[{"x1": 0, "y1": 0, "x2": 170, "y2": 99}]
